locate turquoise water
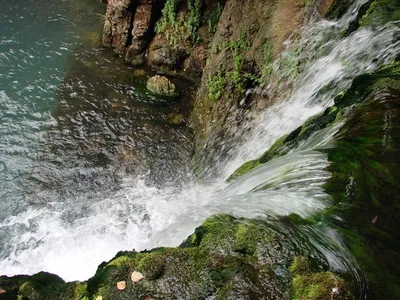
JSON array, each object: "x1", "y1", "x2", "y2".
[
  {"x1": 0, "y1": 0, "x2": 194, "y2": 279},
  {"x1": 0, "y1": 0, "x2": 106, "y2": 217}
]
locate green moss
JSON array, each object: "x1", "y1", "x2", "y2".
[
  {"x1": 74, "y1": 282, "x2": 88, "y2": 300},
  {"x1": 18, "y1": 282, "x2": 37, "y2": 299},
  {"x1": 289, "y1": 257, "x2": 351, "y2": 300},
  {"x1": 293, "y1": 272, "x2": 345, "y2": 300},
  {"x1": 234, "y1": 222, "x2": 273, "y2": 255},
  {"x1": 284, "y1": 213, "x2": 316, "y2": 226},
  {"x1": 106, "y1": 253, "x2": 136, "y2": 267},
  {"x1": 359, "y1": 0, "x2": 400, "y2": 27},
  {"x1": 227, "y1": 160, "x2": 260, "y2": 181},
  {"x1": 227, "y1": 134, "x2": 288, "y2": 181},
  {"x1": 136, "y1": 252, "x2": 166, "y2": 280},
  {"x1": 321, "y1": 60, "x2": 400, "y2": 299},
  {"x1": 289, "y1": 256, "x2": 311, "y2": 275}
]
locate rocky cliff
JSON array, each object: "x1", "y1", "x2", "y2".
[{"x1": 98, "y1": 0, "x2": 358, "y2": 175}]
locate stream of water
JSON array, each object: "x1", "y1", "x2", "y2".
[{"x1": 0, "y1": 2, "x2": 399, "y2": 295}]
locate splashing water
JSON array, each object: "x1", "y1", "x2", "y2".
[{"x1": 0, "y1": 0, "x2": 398, "y2": 291}]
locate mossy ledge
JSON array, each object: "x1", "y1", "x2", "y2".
[
  {"x1": 228, "y1": 60, "x2": 400, "y2": 181},
  {"x1": 0, "y1": 215, "x2": 355, "y2": 300},
  {"x1": 229, "y1": 59, "x2": 400, "y2": 299}
]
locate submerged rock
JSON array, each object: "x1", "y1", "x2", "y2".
[
  {"x1": 167, "y1": 113, "x2": 185, "y2": 125},
  {"x1": 146, "y1": 75, "x2": 178, "y2": 97}
]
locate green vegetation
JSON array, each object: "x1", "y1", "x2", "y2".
[
  {"x1": 155, "y1": 0, "x2": 177, "y2": 33},
  {"x1": 207, "y1": 2, "x2": 224, "y2": 33},
  {"x1": 359, "y1": 0, "x2": 400, "y2": 27},
  {"x1": 206, "y1": 65, "x2": 226, "y2": 101},
  {"x1": 155, "y1": 0, "x2": 202, "y2": 45},
  {"x1": 0, "y1": 215, "x2": 354, "y2": 299},
  {"x1": 261, "y1": 41, "x2": 273, "y2": 78},
  {"x1": 187, "y1": 0, "x2": 201, "y2": 43},
  {"x1": 290, "y1": 257, "x2": 352, "y2": 300},
  {"x1": 206, "y1": 32, "x2": 261, "y2": 101},
  {"x1": 228, "y1": 60, "x2": 400, "y2": 299}
]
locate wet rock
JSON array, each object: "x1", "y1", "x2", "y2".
[
  {"x1": 146, "y1": 75, "x2": 178, "y2": 97},
  {"x1": 126, "y1": 50, "x2": 145, "y2": 65},
  {"x1": 131, "y1": 271, "x2": 144, "y2": 283},
  {"x1": 125, "y1": 1, "x2": 153, "y2": 65},
  {"x1": 148, "y1": 35, "x2": 179, "y2": 68},
  {"x1": 183, "y1": 45, "x2": 208, "y2": 75},
  {"x1": 102, "y1": 0, "x2": 133, "y2": 54}
]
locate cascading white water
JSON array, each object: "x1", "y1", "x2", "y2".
[{"x1": 0, "y1": 0, "x2": 399, "y2": 286}]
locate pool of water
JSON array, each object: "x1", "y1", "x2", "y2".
[{"x1": 0, "y1": 0, "x2": 194, "y2": 279}]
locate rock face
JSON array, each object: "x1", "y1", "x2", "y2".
[
  {"x1": 102, "y1": 0, "x2": 218, "y2": 72},
  {"x1": 228, "y1": 61, "x2": 400, "y2": 300},
  {"x1": 146, "y1": 75, "x2": 178, "y2": 97},
  {"x1": 102, "y1": 0, "x2": 133, "y2": 54},
  {"x1": 125, "y1": 0, "x2": 157, "y2": 65}
]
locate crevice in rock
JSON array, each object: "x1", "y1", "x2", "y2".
[{"x1": 125, "y1": 0, "x2": 138, "y2": 47}]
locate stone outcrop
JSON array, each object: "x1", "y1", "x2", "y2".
[
  {"x1": 103, "y1": 0, "x2": 133, "y2": 54},
  {"x1": 146, "y1": 75, "x2": 178, "y2": 97},
  {"x1": 102, "y1": 0, "x2": 218, "y2": 73}
]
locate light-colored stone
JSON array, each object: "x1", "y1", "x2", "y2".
[
  {"x1": 95, "y1": 296, "x2": 103, "y2": 300},
  {"x1": 117, "y1": 280, "x2": 126, "y2": 290},
  {"x1": 0, "y1": 288, "x2": 6, "y2": 294},
  {"x1": 146, "y1": 75, "x2": 178, "y2": 97},
  {"x1": 131, "y1": 271, "x2": 144, "y2": 283},
  {"x1": 168, "y1": 113, "x2": 185, "y2": 125}
]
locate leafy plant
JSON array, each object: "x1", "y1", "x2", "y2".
[
  {"x1": 206, "y1": 31, "x2": 261, "y2": 100},
  {"x1": 186, "y1": 0, "x2": 201, "y2": 43},
  {"x1": 155, "y1": 0, "x2": 201, "y2": 46},
  {"x1": 155, "y1": 0, "x2": 177, "y2": 34},
  {"x1": 207, "y1": 2, "x2": 224, "y2": 33},
  {"x1": 207, "y1": 66, "x2": 226, "y2": 101}
]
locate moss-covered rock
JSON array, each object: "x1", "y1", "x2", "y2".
[
  {"x1": 290, "y1": 256, "x2": 353, "y2": 300},
  {"x1": 229, "y1": 60, "x2": 400, "y2": 181},
  {"x1": 321, "y1": 63, "x2": 400, "y2": 299},
  {"x1": 359, "y1": 0, "x2": 400, "y2": 27},
  {"x1": 0, "y1": 215, "x2": 355, "y2": 300}
]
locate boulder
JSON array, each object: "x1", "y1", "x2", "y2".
[
  {"x1": 146, "y1": 75, "x2": 178, "y2": 97},
  {"x1": 148, "y1": 35, "x2": 180, "y2": 68}
]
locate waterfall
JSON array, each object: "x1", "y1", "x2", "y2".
[{"x1": 0, "y1": 2, "x2": 398, "y2": 297}]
